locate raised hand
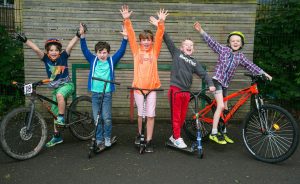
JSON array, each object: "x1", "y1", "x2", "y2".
[
  {"x1": 157, "y1": 8, "x2": 169, "y2": 21},
  {"x1": 149, "y1": 16, "x2": 159, "y2": 27},
  {"x1": 193, "y1": 21, "x2": 204, "y2": 33},
  {"x1": 77, "y1": 23, "x2": 88, "y2": 37},
  {"x1": 120, "y1": 25, "x2": 128, "y2": 39},
  {"x1": 120, "y1": 5, "x2": 132, "y2": 19},
  {"x1": 14, "y1": 32, "x2": 27, "y2": 43}
]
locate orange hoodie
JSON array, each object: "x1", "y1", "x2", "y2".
[{"x1": 123, "y1": 18, "x2": 165, "y2": 91}]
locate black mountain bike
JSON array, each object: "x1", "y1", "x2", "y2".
[{"x1": 0, "y1": 79, "x2": 94, "y2": 160}]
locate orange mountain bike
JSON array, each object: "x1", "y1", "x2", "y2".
[{"x1": 183, "y1": 73, "x2": 299, "y2": 163}]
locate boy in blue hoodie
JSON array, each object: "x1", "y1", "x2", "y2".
[{"x1": 79, "y1": 23, "x2": 128, "y2": 149}]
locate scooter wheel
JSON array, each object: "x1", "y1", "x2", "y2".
[
  {"x1": 139, "y1": 146, "x2": 145, "y2": 154},
  {"x1": 88, "y1": 150, "x2": 92, "y2": 159},
  {"x1": 198, "y1": 149, "x2": 204, "y2": 159}
]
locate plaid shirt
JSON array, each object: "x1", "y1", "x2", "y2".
[{"x1": 202, "y1": 32, "x2": 264, "y2": 88}]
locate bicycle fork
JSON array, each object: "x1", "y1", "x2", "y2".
[
  {"x1": 254, "y1": 95, "x2": 268, "y2": 133},
  {"x1": 25, "y1": 99, "x2": 36, "y2": 133}
]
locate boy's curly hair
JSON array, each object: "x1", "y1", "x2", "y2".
[
  {"x1": 95, "y1": 41, "x2": 111, "y2": 53},
  {"x1": 139, "y1": 30, "x2": 154, "y2": 41}
]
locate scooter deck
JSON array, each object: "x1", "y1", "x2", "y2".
[
  {"x1": 165, "y1": 140, "x2": 195, "y2": 153},
  {"x1": 95, "y1": 136, "x2": 117, "y2": 153}
]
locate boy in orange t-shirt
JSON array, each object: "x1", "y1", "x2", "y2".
[{"x1": 120, "y1": 5, "x2": 168, "y2": 152}]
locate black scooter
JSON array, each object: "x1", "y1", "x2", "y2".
[{"x1": 88, "y1": 77, "x2": 120, "y2": 159}]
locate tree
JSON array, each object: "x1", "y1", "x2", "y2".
[
  {"x1": 254, "y1": 0, "x2": 300, "y2": 109},
  {"x1": 0, "y1": 25, "x2": 24, "y2": 116},
  {"x1": 0, "y1": 25, "x2": 24, "y2": 84}
]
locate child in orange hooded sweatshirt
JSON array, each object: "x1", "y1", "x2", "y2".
[{"x1": 120, "y1": 5, "x2": 168, "y2": 152}]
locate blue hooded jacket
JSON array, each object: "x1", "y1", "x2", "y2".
[{"x1": 80, "y1": 37, "x2": 127, "y2": 92}]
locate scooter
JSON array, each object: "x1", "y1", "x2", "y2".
[
  {"x1": 127, "y1": 87, "x2": 163, "y2": 154},
  {"x1": 165, "y1": 90, "x2": 204, "y2": 158},
  {"x1": 88, "y1": 77, "x2": 120, "y2": 159}
]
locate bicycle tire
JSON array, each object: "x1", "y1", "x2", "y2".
[
  {"x1": 242, "y1": 104, "x2": 299, "y2": 163},
  {"x1": 67, "y1": 96, "x2": 94, "y2": 140},
  {"x1": 183, "y1": 94, "x2": 214, "y2": 141},
  {"x1": 0, "y1": 107, "x2": 47, "y2": 160}
]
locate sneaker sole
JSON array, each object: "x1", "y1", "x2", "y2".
[
  {"x1": 45, "y1": 140, "x2": 63, "y2": 147},
  {"x1": 209, "y1": 137, "x2": 227, "y2": 145},
  {"x1": 225, "y1": 139, "x2": 234, "y2": 144},
  {"x1": 54, "y1": 123, "x2": 65, "y2": 126}
]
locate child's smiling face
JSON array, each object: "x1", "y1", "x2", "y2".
[
  {"x1": 229, "y1": 35, "x2": 242, "y2": 51},
  {"x1": 180, "y1": 39, "x2": 194, "y2": 56},
  {"x1": 140, "y1": 38, "x2": 153, "y2": 51},
  {"x1": 47, "y1": 45, "x2": 60, "y2": 61}
]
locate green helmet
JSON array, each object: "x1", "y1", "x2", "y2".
[{"x1": 227, "y1": 31, "x2": 245, "y2": 46}]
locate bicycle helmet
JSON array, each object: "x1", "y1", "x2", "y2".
[
  {"x1": 44, "y1": 38, "x2": 62, "y2": 51},
  {"x1": 227, "y1": 31, "x2": 245, "y2": 46}
]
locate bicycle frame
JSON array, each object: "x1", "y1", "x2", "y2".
[
  {"x1": 20, "y1": 83, "x2": 58, "y2": 132},
  {"x1": 17, "y1": 81, "x2": 81, "y2": 130},
  {"x1": 198, "y1": 83, "x2": 259, "y2": 125}
]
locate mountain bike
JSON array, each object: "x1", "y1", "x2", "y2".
[
  {"x1": 183, "y1": 73, "x2": 299, "y2": 163},
  {"x1": 0, "y1": 79, "x2": 94, "y2": 160},
  {"x1": 127, "y1": 87, "x2": 164, "y2": 154}
]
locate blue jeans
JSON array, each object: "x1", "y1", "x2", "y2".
[{"x1": 92, "y1": 92, "x2": 112, "y2": 143}]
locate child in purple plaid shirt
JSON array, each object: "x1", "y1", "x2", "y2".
[{"x1": 194, "y1": 21, "x2": 272, "y2": 145}]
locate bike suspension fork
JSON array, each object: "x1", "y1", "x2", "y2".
[
  {"x1": 254, "y1": 95, "x2": 268, "y2": 132},
  {"x1": 26, "y1": 99, "x2": 36, "y2": 133}
]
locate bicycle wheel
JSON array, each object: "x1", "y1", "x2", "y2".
[
  {"x1": 67, "y1": 96, "x2": 94, "y2": 140},
  {"x1": 183, "y1": 94, "x2": 214, "y2": 141},
  {"x1": 0, "y1": 107, "x2": 47, "y2": 160},
  {"x1": 242, "y1": 104, "x2": 299, "y2": 163}
]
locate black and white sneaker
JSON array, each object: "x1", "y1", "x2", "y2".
[
  {"x1": 145, "y1": 140, "x2": 154, "y2": 153},
  {"x1": 135, "y1": 134, "x2": 141, "y2": 145}
]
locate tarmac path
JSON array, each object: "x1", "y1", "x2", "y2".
[{"x1": 1, "y1": 122, "x2": 299, "y2": 184}]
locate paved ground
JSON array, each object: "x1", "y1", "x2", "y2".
[{"x1": 1, "y1": 122, "x2": 300, "y2": 184}]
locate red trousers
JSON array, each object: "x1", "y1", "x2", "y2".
[{"x1": 168, "y1": 85, "x2": 190, "y2": 139}]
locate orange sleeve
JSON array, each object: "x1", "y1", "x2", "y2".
[
  {"x1": 123, "y1": 18, "x2": 139, "y2": 55},
  {"x1": 153, "y1": 20, "x2": 165, "y2": 59}
]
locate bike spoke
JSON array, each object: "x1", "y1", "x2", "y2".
[{"x1": 243, "y1": 104, "x2": 298, "y2": 163}]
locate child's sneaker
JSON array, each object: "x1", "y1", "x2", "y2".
[
  {"x1": 96, "y1": 142, "x2": 105, "y2": 152},
  {"x1": 55, "y1": 116, "x2": 65, "y2": 126},
  {"x1": 209, "y1": 134, "x2": 227, "y2": 145},
  {"x1": 45, "y1": 135, "x2": 63, "y2": 147},
  {"x1": 223, "y1": 133, "x2": 234, "y2": 144},
  {"x1": 134, "y1": 134, "x2": 141, "y2": 145},
  {"x1": 105, "y1": 137, "x2": 111, "y2": 147},
  {"x1": 169, "y1": 135, "x2": 175, "y2": 143},
  {"x1": 145, "y1": 140, "x2": 154, "y2": 153},
  {"x1": 173, "y1": 137, "x2": 187, "y2": 149}
]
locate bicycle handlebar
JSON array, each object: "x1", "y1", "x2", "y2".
[
  {"x1": 127, "y1": 86, "x2": 164, "y2": 92},
  {"x1": 12, "y1": 79, "x2": 50, "y2": 89},
  {"x1": 244, "y1": 73, "x2": 269, "y2": 83},
  {"x1": 92, "y1": 77, "x2": 120, "y2": 85}
]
